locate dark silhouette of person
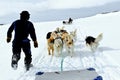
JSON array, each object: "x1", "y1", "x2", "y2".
[{"x1": 6, "y1": 11, "x2": 38, "y2": 71}]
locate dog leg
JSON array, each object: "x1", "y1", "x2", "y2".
[
  {"x1": 52, "y1": 48, "x2": 54, "y2": 56},
  {"x1": 48, "y1": 47, "x2": 51, "y2": 55},
  {"x1": 71, "y1": 47, "x2": 74, "y2": 57},
  {"x1": 90, "y1": 43, "x2": 98, "y2": 52}
]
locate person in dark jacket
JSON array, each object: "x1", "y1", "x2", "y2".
[{"x1": 6, "y1": 11, "x2": 38, "y2": 71}]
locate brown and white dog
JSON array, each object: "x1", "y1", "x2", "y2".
[
  {"x1": 64, "y1": 34, "x2": 74, "y2": 57},
  {"x1": 85, "y1": 33, "x2": 103, "y2": 52},
  {"x1": 46, "y1": 31, "x2": 59, "y2": 55},
  {"x1": 46, "y1": 32, "x2": 54, "y2": 55},
  {"x1": 46, "y1": 27, "x2": 65, "y2": 56},
  {"x1": 56, "y1": 26, "x2": 75, "y2": 57}
]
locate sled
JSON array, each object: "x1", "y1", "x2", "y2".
[{"x1": 35, "y1": 68, "x2": 102, "y2": 80}]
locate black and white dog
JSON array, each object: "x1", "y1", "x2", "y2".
[
  {"x1": 85, "y1": 33, "x2": 103, "y2": 52},
  {"x1": 63, "y1": 18, "x2": 73, "y2": 24}
]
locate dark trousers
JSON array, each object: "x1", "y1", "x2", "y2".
[{"x1": 12, "y1": 40, "x2": 32, "y2": 65}]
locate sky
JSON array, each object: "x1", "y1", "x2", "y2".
[
  {"x1": 48, "y1": 0, "x2": 120, "y2": 9},
  {"x1": 0, "y1": 0, "x2": 120, "y2": 24},
  {"x1": 0, "y1": 0, "x2": 120, "y2": 17}
]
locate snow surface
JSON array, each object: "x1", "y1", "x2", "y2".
[
  {"x1": 0, "y1": 0, "x2": 120, "y2": 80},
  {"x1": 0, "y1": 11, "x2": 120, "y2": 80}
]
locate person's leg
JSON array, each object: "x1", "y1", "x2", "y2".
[
  {"x1": 11, "y1": 42, "x2": 21, "y2": 69},
  {"x1": 22, "y1": 41, "x2": 32, "y2": 70}
]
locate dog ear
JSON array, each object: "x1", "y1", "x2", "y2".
[
  {"x1": 74, "y1": 29, "x2": 77, "y2": 32},
  {"x1": 61, "y1": 26, "x2": 65, "y2": 30},
  {"x1": 74, "y1": 29, "x2": 77, "y2": 34}
]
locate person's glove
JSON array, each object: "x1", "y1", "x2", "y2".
[
  {"x1": 6, "y1": 37, "x2": 11, "y2": 43},
  {"x1": 34, "y1": 41, "x2": 38, "y2": 48}
]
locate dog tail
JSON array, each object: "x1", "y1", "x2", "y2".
[
  {"x1": 95, "y1": 33, "x2": 103, "y2": 43},
  {"x1": 46, "y1": 32, "x2": 52, "y2": 39}
]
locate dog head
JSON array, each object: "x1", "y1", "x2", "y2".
[
  {"x1": 64, "y1": 34, "x2": 74, "y2": 48},
  {"x1": 56, "y1": 26, "x2": 65, "y2": 32},
  {"x1": 54, "y1": 37, "x2": 63, "y2": 48},
  {"x1": 85, "y1": 36, "x2": 95, "y2": 45},
  {"x1": 70, "y1": 29, "x2": 77, "y2": 41}
]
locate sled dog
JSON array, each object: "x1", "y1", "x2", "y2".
[
  {"x1": 63, "y1": 18, "x2": 73, "y2": 24},
  {"x1": 46, "y1": 32, "x2": 54, "y2": 55},
  {"x1": 85, "y1": 33, "x2": 103, "y2": 52},
  {"x1": 46, "y1": 31, "x2": 58, "y2": 55},
  {"x1": 64, "y1": 34, "x2": 74, "y2": 57},
  {"x1": 54, "y1": 37, "x2": 63, "y2": 56}
]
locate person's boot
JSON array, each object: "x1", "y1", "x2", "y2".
[
  {"x1": 25, "y1": 63, "x2": 33, "y2": 71},
  {"x1": 11, "y1": 55, "x2": 18, "y2": 70},
  {"x1": 24, "y1": 56, "x2": 32, "y2": 71}
]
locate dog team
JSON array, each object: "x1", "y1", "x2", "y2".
[
  {"x1": 46, "y1": 17, "x2": 103, "y2": 57},
  {"x1": 63, "y1": 18, "x2": 73, "y2": 24},
  {"x1": 46, "y1": 26, "x2": 77, "y2": 57},
  {"x1": 46, "y1": 26, "x2": 103, "y2": 57}
]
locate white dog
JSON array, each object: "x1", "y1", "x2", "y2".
[
  {"x1": 54, "y1": 37, "x2": 63, "y2": 56},
  {"x1": 85, "y1": 33, "x2": 103, "y2": 52}
]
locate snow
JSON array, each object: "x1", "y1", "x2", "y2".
[{"x1": 0, "y1": 0, "x2": 120, "y2": 80}]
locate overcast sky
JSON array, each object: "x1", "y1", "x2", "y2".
[
  {"x1": 0, "y1": 0, "x2": 119, "y2": 16},
  {"x1": 0, "y1": 0, "x2": 120, "y2": 23}
]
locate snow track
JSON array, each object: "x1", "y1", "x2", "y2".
[
  {"x1": 17, "y1": 37, "x2": 120, "y2": 80},
  {"x1": 14, "y1": 12, "x2": 120, "y2": 80}
]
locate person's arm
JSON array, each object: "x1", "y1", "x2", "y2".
[
  {"x1": 6, "y1": 22, "x2": 15, "y2": 43},
  {"x1": 29, "y1": 22, "x2": 38, "y2": 48}
]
